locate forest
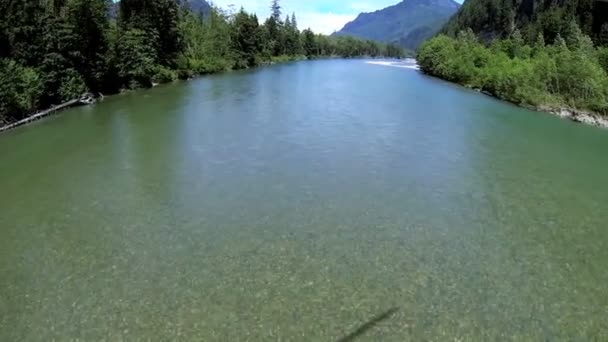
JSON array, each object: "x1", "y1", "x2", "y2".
[
  {"x1": 442, "y1": 0, "x2": 608, "y2": 44},
  {"x1": 419, "y1": 0, "x2": 608, "y2": 116},
  {"x1": 0, "y1": 0, "x2": 404, "y2": 125}
]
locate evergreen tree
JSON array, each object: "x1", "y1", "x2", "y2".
[
  {"x1": 66, "y1": 0, "x2": 109, "y2": 91},
  {"x1": 119, "y1": 0, "x2": 183, "y2": 66},
  {"x1": 535, "y1": 32, "x2": 546, "y2": 49},
  {"x1": 231, "y1": 9, "x2": 262, "y2": 68},
  {"x1": 112, "y1": 28, "x2": 157, "y2": 88},
  {"x1": 265, "y1": 16, "x2": 283, "y2": 56},
  {"x1": 302, "y1": 29, "x2": 316, "y2": 57},
  {"x1": 291, "y1": 13, "x2": 297, "y2": 30},
  {"x1": 283, "y1": 13, "x2": 301, "y2": 55},
  {"x1": 3, "y1": 0, "x2": 48, "y2": 66},
  {"x1": 271, "y1": 0, "x2": 281, "y2": 22}
]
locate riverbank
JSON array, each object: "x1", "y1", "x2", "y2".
[
  {"x1": 417, "y1": 34, "x2": 608, "y2": 130},
  {"x1": 467, "y1": 86, "x2": 608, "y2": 129},
  {"x1": 418, "y1": 69, "x2": 608, "y2": 130},
  {"x1": 0, "y1": 57, "x2": 308, "y2": 133},
  {"x1": 536, "y1": 106, "x2": 608, "y2": 128},
  {"x1": 416, "y1": 69, "x2": 608, "y2": 129},
  {"x1": 0, "y1": 56, "x2": 394, "y2": 133},
  {"x1": 367, "y1": 58, "x2": 608, "y2": 129}
]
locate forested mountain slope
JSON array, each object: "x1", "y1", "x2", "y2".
[
  {"x1": 183, "y1": 0, "x2": 212, "y2": 15},
  {"x1": 443, "y1": 0, "x2": 608, "y2": 44},
  {"x1": 334, "y1": 0, "x2": 460, "y2": 50}
]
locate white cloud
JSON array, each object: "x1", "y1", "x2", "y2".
[{"x1": 296, "y1": 12, "x2": 357, "y2": 34}]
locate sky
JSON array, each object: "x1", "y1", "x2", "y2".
[{"x1": 209, "y1": 0, "x2": 410, "y2": 34}]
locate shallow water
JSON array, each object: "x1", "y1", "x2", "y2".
[{"x1": 1, "y1": 59, "x2": 607, "y2": 340}]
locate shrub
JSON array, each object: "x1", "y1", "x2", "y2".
[
  {"x1": 151, "y1": 66, "x2": 177, "y2": 84},
  {"x1": 0, "y1": 59, "x2": 44, "y2": 122}
]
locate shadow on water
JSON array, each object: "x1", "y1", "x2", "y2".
[{"x1": 337, "y1": 307, "x2": 399, "y2": 342}]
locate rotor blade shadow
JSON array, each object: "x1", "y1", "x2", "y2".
[{"x1": 337, "y1": 307, "x2": 399, "y2": 342}]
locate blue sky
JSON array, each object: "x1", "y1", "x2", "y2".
[{"x1": 210, "y1": 0, "x2": 458, "y2": 34}]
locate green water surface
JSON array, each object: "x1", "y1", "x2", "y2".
[{"x1": 1, "y1": 60, "x2": 607, "y2": 340}]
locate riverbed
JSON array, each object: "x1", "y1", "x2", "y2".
[{"x1": 1, "y1": 59, "x2": 607, "y2": 340}]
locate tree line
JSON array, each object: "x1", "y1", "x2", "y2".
[
  {"x1": 0, "y1": 0, "x2": 405, "y2": 125},
  {"x1": 418, "y1": 26, "x2": 608, "y2": 116}
]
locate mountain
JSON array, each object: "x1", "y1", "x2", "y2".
[
  {"x1": 334, "y1": 0, "x2": 460, "y2": 50},
  {"x1": 183, "y1": 0, "x2": 211, "y2": 15},
  {"x1": 442, "y1": 0, "x2": 608, "y2": 44}
]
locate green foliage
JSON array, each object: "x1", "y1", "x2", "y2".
[
  {"x1": 119, "y1": 0, "x2": 183, "y2": 66},
  {"x1": 270, "y1": 0, "x2": 282, "y2": 21},
  {"x1": 0, "y1": 60, "x2": 43, "y2": 123},
  {"x1": 179, "y1": 7, "x2": 234, "y2": 74},
  {"x1": 151, "y1": 65, "x2": 178, "y2": 84},
  {"x1": 302, "y1": 29, "x2": 317, "y2": 57},
  {"x1": 66, "y1": 0, "x2": 109, "y2": 90},
  {"x1": 283, "y1": 13, "x2": 302, "y2": 56},
  {"x1": 112, "y1": 28, "x2": 157, "y2": 88},
  {"x1": 418, "y1": 29, "x2": 608, "y2": 115},
  {"x1": 597, "y1": 48, "x2": 608, "y2": 74},
  {"x1": 57, "y1": 70, "x2": 87, "y2": 101},
  {"x1": 230, "y1": 9, "x2": 263, "y2": 69}
]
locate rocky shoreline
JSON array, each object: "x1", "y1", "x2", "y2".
[
  {"x1": 536, "y1": 106, "x2": 608, "y2": 129},
  {"x1": 470, "y1": 87, "x2": 608, "y2": 129}
]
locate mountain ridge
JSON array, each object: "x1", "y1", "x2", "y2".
[
  {"x1": 184, "y1": 0, "x2": 211, "y2": 14},
  {"x1": 334, "y1": 0, "x2": 460, "y2": 50}
]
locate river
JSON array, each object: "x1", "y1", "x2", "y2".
[{"x1": 1, "y1": 59, "x2": 607, "y2": 340}]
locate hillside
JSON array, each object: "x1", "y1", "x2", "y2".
[
  {"x1": 334, "y1": 0, "x2": 460, "y2": 50},
  {"x1": 443, "y1": 0, "x2": 608, "y2": 44}
]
